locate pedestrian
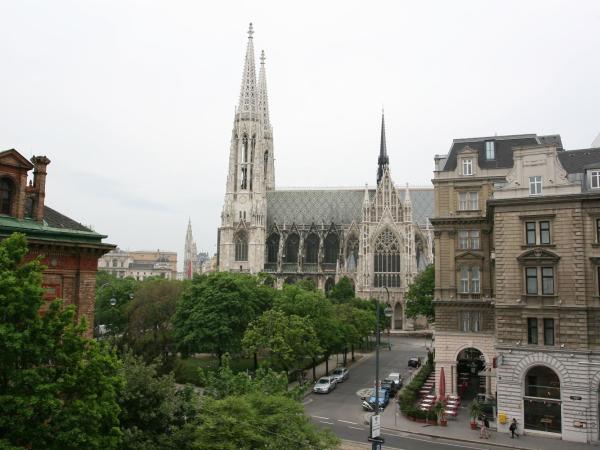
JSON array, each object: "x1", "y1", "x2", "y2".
[
  {"x1": 483, "y1": 416, "x2": 490, "y2": 439},
  {"x1": 509, "y1": 418, "x2": 519, "y2": 438},
  {"x1": 479, "y1": 416, "x2": 486, "y2": 438}
]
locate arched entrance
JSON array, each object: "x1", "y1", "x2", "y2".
[
  {"x1": 456, "y1": 348, "x2": 487, "y2": 401},
  {"x1": 324, "y1": 277, "x2": 335, "y2": 294},
  {"x1": 524, "y1": 365, "x2": 561, "y2": 434},
  {"x1": 393, "y1": 303, "x2": 403, "y2": 330}
]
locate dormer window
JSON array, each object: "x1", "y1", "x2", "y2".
[
  {"x1": 462, "y1": 159, "x2": 473, "y2": 176},
  {"x1": 591, "y1": 170, "x2": 600, "y2": 189},
  {"x1": 485, "y1": 141, "x2": 495, "y2": 160},
  {"x1": 529, "y1": 176, "x2": 542, "y2": 195},
  {"x1": 0, "y1": 177, "x2": 14, "y2": 215}
]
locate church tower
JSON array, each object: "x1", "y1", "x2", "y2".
[
  {"x1": 183, "y1": 219, "x2": 198, "y2": 279},
  {"x1": 218, "y1": 24, "x2": 274, "y2": 273}
]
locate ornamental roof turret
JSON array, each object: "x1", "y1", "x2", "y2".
[
  {"x1": 257, "y1": 50, "x2": 271, "y2": 129},
  {"x1": 377, "y1": 111, "x2": 389, "y2": 185},
  {"x1": 238, "y1": 23, "x2": 257, "y2": 114}
]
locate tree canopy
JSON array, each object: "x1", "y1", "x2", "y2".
[{"x1": 405, "y1": 264, "x2": 435, "y2": 321}]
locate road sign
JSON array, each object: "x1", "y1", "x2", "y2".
[{"x1": 370, "y1": 414, "x2": 381, "y2": 438}]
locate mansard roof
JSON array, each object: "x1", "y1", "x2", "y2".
[
  {"x1": 265, "y1": 187, "x2": 433, "y2": 229},
  {"x1": 442, "y1": 134, "x2": 555, "y2": 172},
  {"x1": 557, "y1": 147, "x2": 600, "y2": 174}
]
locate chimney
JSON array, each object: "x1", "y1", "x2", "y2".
[{"x1": 30, "y1": 155, "x2": 51, "y2": 221}]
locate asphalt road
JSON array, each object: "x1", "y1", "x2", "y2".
[{"x1": 304, "y1": 336, "x2": 507, "y2": 450}]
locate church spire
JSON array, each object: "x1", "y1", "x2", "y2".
[
  {"x1": 377, "y1": 110, "x2": 389, "y2": 185},
  {"x1": 257, "y1": 50, "x2": 271, "y2": 129},
  {"x1": 238, "y1": 23, "x2": 257, "y2": 114},
  {"x1": 184, "y1": 219, "x2": 197, "y2": 279}
]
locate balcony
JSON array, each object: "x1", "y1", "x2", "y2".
[
  {"x1": 263, "y1": 263, "x2": 277, "y2": 272},
  {"x1": 302, "y1": 263, "x2": 319, "y2": 273},
  {"x1": 281, "y1": 263, "x2": 298, "y2": 273}
]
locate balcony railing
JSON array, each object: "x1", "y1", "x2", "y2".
[
  {"x1": 281, "y1": 263, "x2": 298, "y2": 272},
  {"x1": 263, "y1": 263, "x2": 277, "y2": 272},
  {"x1": 302, "y1": 263, "x2": 318, "y2": 273}
]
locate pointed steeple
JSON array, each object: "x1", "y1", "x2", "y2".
[
  {"x1": 238, "y1": 23, "x2": 257, "y2": 114},
  {"x1": 377, "y1": 110, "x2": 389, "y2": 185},
  {"x1": 184, "y1": 219, "x2": 197, "y2": 279},
  {"x1": 257, "y1": 50, "x2": 271, "y2": 129}
]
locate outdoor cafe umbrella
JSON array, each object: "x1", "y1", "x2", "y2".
[{"x1": 439, "y1": 366, "x2": 446, "y2": 399}]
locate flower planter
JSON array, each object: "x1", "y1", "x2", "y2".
[
  {"x1": 440, "y1": 419, "x2": 448, "y2": 427},
  {"x1": 470, "y1": 421, "x2": 477, "y2": 430}
]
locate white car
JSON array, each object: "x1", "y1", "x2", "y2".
[
  {"x1": 387, "y1": 372, "x2": 403, "y2": 389},
  {"x1": 313, "y1": 376, "x2": 337, "y2": 394},
  {"x1": 331, "y1": 367, "x2": 349, "y2": 383}
]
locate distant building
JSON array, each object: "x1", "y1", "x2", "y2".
[
  {"x1": 183, "y1": 219, "x2": 198, "y2": 279},
  {"x1": 99, "y1": 249, "x2": 177, "y2": 280},
  {"x1": 0, "y1": 149, "x2": 114, "y2": 336}
]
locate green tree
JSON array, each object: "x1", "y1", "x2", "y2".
[
  {"x1": 327, "y1": 276, "x2": 355, "y2": 303},
  {"x1": 173, "y1": 272, "x2": 274, "y2": 363},
  {"x1": 405, "y1": 264, "x2": 435, "y2": 321},
  {"x1": 122, "y1": 278, "x2": 184, "y2": 369},
  {"x1": 242, "y1": 309, "x2": 321, "y2": 377},
  {"x1": 118, "y1": 352, "x2": 200, "y2": 450},
  {"x1": 0, "y1": 233, "x2": 123, "y2": 450},
  {"x1": 95, "y1": 271, "x2": 138, "y2": 338}
]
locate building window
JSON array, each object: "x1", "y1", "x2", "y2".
[
  {"x1": 266, "y1": 233, "x2": 279, "y2": 263},
  {"x1": 526, "y1": 222, "x2": 536, "y2": 245},
  {"x1": 304, "y1": 233, "x2": 319, "y2": 264},
  {"x1": 596, "y1": 219, "x2": 600, "y2": 243},
  {"x1": 324, "y1": 233, "x2": 340, "y2": 264},
  {"x1": 542, "y1": 267, "x2": 554, "y2": 294},
  {"x1": 527, "y1": 318, "x2": 538, "y2": 344},
  {"x1": 525, "y1": 220, "x2": 551, "y2": 245},
  {"x1": 524, "y1": 366, "x2": 561, "y2": 434},
  {"x1": 459, "y1": 266, "x2": 469, "y2": 293},
  {"x1": 462, "y1": 159, "x2": 473, "y2": 176},
  {"x1": 529, "y1": 176, "x2": 542, "y2": 195},
  {"x1": 460, "y1": 311, "x2": 470, "y2": 332},
  {"x1": 458, "y1": 192, "x2": 478, "y2": 211},
  {"x1": 459, "y1": 311, "x2": 482, "y2": 332},
  {"x1": 458, "y1": 231, "x2": 469, "y2": 249},
  {"x1": 373, "y1": 229, "x2": 401, "y2": 288},
  {"x1": 471, "y1": 267, "x2": 480, "y2": 293},
  {"x1": 471, "y1": 230, "x2": 480, "y2": 249},
  {"x1": 112, "y1": 259, "x2": 118, "y2": 267},
  {"x1": 458, "y1": 230, "x2": 480, "y2": 250},
  {"x1": 539, "y1": 221, "x2": 550, "y2": 245},
  {"x1": 592, "y1": 170, "x2": 600, "y2": 189},
  {"x1": 284, "y1": 233, "x2": 300, "y2": 263},
  {"x1": 234, "y1": 232, "x2": 248, "y2": 262},
  {"x1": 458, "y1": 266, "x2": 480, "y2": 293},
  {"x1": 544, "y1": 318, "x2": 555, "y2": 345},
  {"x1": 485, "y1": 141, "x2": 495, "y2": 160},
  {"x1": 526, "y1": 267, "x2": 538, "y2": 294},
  {"x1": 0, "y1": 177, "x2": 14, "y2": 215}
]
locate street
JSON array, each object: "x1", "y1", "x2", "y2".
[{"x1": 304, "y1": 336, "x2": 509, "y2": 450}]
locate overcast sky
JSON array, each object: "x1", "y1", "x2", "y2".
[{"x1": 1, "y1": 0, "x2": 599, "y2": 268}]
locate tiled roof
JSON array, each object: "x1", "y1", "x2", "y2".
[
  {"x1": 44, "y1": 206, "x2": 92, "y2": 232},
  {"x1": 266, "y1": 187, "x2": 434, "y2": 229},
  {"x1": 557, "y1": 148, "x2": 600, "y2": 174}
]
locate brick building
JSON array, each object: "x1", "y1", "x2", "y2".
[
  {"x1": 491, "y1": 143, "x2": 600, "y2": 442},
  {"x1": 0, "y1": 149, "x2": 114, "y2": 336}
]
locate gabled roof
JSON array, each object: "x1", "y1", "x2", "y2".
[
  {"x1": 0, "y1": 149, "x2": 34, "y2": 170},
  {"x1": 557, "y1": 148, "x2": 600, "y2": 174},
  {"x1": 442, "y1": 134, "x2": 544, "y2": 171},
  {"x1": 44, "y1": 206, "x2": 92, "y2": 232}
]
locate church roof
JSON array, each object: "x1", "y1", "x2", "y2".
[{"x1": 266, "y1": 187, "x2": 434, "y2": 229}]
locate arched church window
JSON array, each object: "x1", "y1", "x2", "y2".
[
  {"x1": 264, "y1": 150, "x2": 269, "y2": 181},
  {"x1": 373, "y1": 228, "x2": 401, "y2": 288},
  {"x1": 241, "y1": 167, "x2": 248, "y2": 190},
  {"x1": 242, "y1": 135, "x2": 248, "y2": 163},
  {"x1": 235, "y1": 232, "x2": 248, "y2": 262},
  {"x1": 304, "y1": 233, "x2": 319, "y2": 264},
  {"x1": 284, "y1": 233, "x2": 300, "y2": 263},
  {"x1": 324, "y1": 233, "x2": 339, "y2": 264},
  {"x1": 266, "y1": 233, "x2": 279, "y2": 263},
  {"x1": 0, "y1": 177, "x2": 14, "y2": 215},
  {"x1": 346, "y1": 236, "x2": 359, "y2": 272}
]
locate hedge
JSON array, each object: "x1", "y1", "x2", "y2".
[{"x1": 398, "y1": 353, "x2": 437, "y2": 421}]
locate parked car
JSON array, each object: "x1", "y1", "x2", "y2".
[
  {"x1": 313, "y1": 376, "x2": 337, "y2": 394},
  {"x1": 363, "y1": 387, "x2": 390, "y2": 410},
  {"x1": 381, "y1": 379, "x2": 397, "y2": 396},
  {"x1": 387, "y1": 372, "x2": 403, "y2": 389},
  {"x1": 408, "y1": 357, "x2": 422, "y2": 368},
  {"x1": 331, "y1": 367, "x2": 349, "y2": 383}
]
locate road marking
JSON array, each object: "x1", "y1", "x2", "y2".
[
  {"x1": 382, "y1": 431, "x2": 490, "y2": 450},
  {"x1": 302, "y1": 398, "x2": 313, "y2": 405},
  {"x1": 312, "y1": 415, "x2": 330, "y2": 420},
  {"x1": 319, "y1": 420, "x2": 334, "y2": 425},
  {"x1": 348, "y1": 426, "x2": 364, "y2": 431},
  {"x1": 337, "y1": 419, "x2": 358, "y2": 425}
]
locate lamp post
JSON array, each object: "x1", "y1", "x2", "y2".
[{"x1": 370, "y1": 286, "x2": 393, "y2": 450}]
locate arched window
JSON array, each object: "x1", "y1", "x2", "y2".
[
  {"x1": 235, "y1": 232, "x2": 248, "y2": 262},
  {"x1": 284, "y1": 233, "x2": 300, "y2": 263},
  {"x1": 0, "y1": 178, "x2": 14, "y2": 215},
  {"x1": 264, "y1": 150, "x2": 269, "y2": 181},
  {"x1": 524, "y1": 365, "x2": 561, "y2": 433},
  {"x1": 346, "y1": 236, "x2": 359, "y2": 272},
  {"x1": 324, "y1": 233, "x2": 339, "y2": 264},
  {"x1": 266, "y1": 233, "x2": 279, "y2": 263},
  {"x1": 304, "y1": 233, "x2": 319, "y2": 264},
  {"x1": 325, "y1": 277, "x2": 335, "y2": 294},
  {"x1": 373, "y1": 228, "x2": 401, "y2": 288}
]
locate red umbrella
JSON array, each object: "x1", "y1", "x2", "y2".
[{"x1": 439, "y1": 367, "x2": 446, "y2": 400}]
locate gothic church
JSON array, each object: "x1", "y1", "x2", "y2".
[{"x1": 217, "y1": 24, "x2": 434, "y2": 330}]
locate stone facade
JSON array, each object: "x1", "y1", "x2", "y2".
[
  {"x1": 217, "y1": 25, "x2": 434, "y2": 329},
  {"x1": 491, "y1": 143, "x2": 600, "y2": 442},
  {"x1": 98, "y1": 248, "x2": 177, "y2": 280},
  {"x1": 0, "y1": 149, "x2": 114, "y2": 337}
]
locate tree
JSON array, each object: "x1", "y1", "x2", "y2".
[
  {"x1": 327, "y1": 276, "x2": 355, "y2": 303},
  {"x1": 242, "y1": 309, "x2": 321, "y2": 377},
  {"x1": 122, "y1": 278, "x2": 184, "y2": 370},
  {"x1": 405, "y1": 264, "x2": 435, "y2": 321},
  {"x1": 118, "y1": 352, "x2": 200, "y2": 450},
  {"x1": 173, "y1": 272, "x2": 274, "y2": 363},
  {"x1": 0, "y1": 233, "x2": 123, "y2": 450},
  {"x1": 94, "y1": 271, "x2": 138, "y2": 338}
]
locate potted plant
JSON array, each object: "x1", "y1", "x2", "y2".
[
  {"x1": 469, "y1": 400, "x2": 483, "y2": 430},
  {"x1": 434, "y1": 401, "x2": 447, "y2": 426}
]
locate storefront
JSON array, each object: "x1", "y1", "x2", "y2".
[{"x1": 523, "y1": 365, "x2": 561, "y2": 434}]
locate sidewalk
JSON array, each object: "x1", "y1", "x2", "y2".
[{"x1": 378, "y1": 399, "x2": 598, "y2": 450}]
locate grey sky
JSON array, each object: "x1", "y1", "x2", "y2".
[{"x1": 1, "y1": 0, "x2": 599, "y2": 268}]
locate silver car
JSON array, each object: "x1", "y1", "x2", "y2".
[
  {"x1": 331, "y1": 367, "x2": 349, "y2": 383},
  {"x1": 313, "y1": 376, "x2": 337, "y2": 394}
]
